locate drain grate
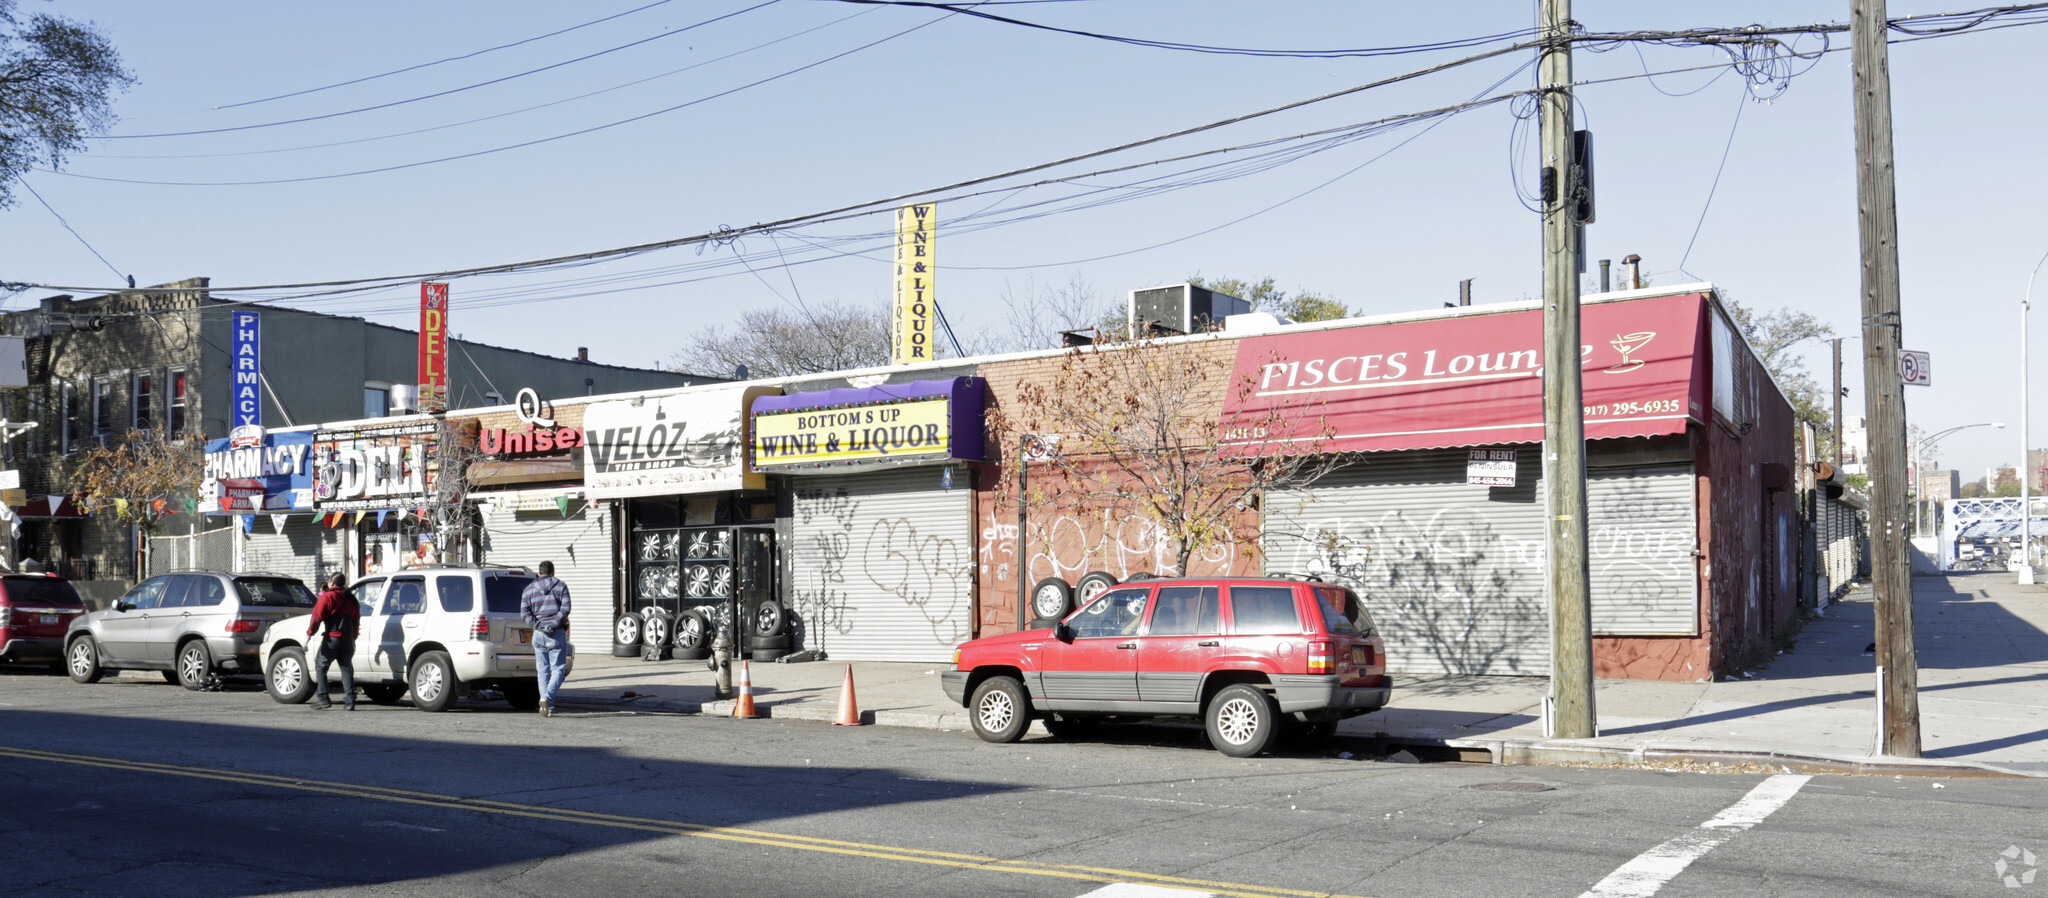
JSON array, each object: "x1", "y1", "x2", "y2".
[{"x1": 1464, "y1": 781, "x2": 1555, "y2": 792}]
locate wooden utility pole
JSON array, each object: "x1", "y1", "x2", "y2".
[
  {"x1": 1540, "y1": 0, "x2": 1595, "y2": 739},
  {"x1": 1851, "y1": 0, "x2": 1920, "y2": 758},
  {"x1": 1843, "y1": 336, "x2": 1859, "y2": 469}
]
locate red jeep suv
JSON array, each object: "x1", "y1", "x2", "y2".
[
  {"x1": 0, "y1": 572, "x2": 88, "y2": 671},
  {"x1": 942, "y1": 576, "x2": 1389, "y2": 757}
]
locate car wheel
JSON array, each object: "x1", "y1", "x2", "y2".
[
  {"x1": 969, "y1": 676, "x2": 1031, "y2": 744},
  {"x1": 641, "y1": 609, "x2": 672, "y2": 650},
  {"x1": 1206, "y1": 684, "x2": 1278, "y2": 758},
  {"x1": 673, "y1": 609, "x2": 711, "y2": 652},
  {"x1": 1029, "y1": 578, "x2": 1073, "y2": 622},
  {"x1": 503, "y1": 680, "x2": 540, "y2": 711},
  {"x1": 176, "y1": 641, "x2": 214, "y2": 691},
  {"x1": 613, "y1": 612, "x2": 643, "y2": 657},
  {"x1": 266, "y1": 646, "x2": 315, "y2": 704},
  {"x1": 1041, "y1": 713, "x2": 1100, "y2": 741},
  {"x1": 362, "y1": 684, "x2": 406, "y2": 705},
  {"x1": 1074, "y1": 571, "x2": 1118, "y2": 607},
  {"x1": 410, "y1": 650, "x2": 458, "y2": 712},
  {"x1": 751, "y1": 600, "x2": 787, "y2": 637},
  {"x1": 66, "y1": 637, "x2": 103, "y2": 684}
]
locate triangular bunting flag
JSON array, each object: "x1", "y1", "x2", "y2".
[
  {"x1": 239, "y1": 515, "x2": 255, "y2": 534},
  {"x1": 352, "y1": 510, "x2": 366, "y2": 526},
  {"x1": 184, "y1": 498, "x2": 199, "y2": 514},
  {"x1": 46, "y1": 495, "x2": 63, "y2": 515},
  {"x1": 321, "y1": 512, "x2": 336, "y2": 528},
  {"x1": 114, "y1": 498, "x2": 128, "y2": 517},
  {"x1": 271, "y1": 514, "x2": 288, "y2": 534},
  {"x1": 150, "y1": 499, "x2": 168, "y2": 517},
  {"x1": 556, "y1": 496, "x2": 571, "y2": 517},
  {"x1": 376, "y1": 509, "x2": 389, "y2": 528}
]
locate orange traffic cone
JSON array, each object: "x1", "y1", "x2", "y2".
[
  {"x1": 732, "y1": 660, "x2": 759, "y2": 719},
  {"x1": 832, "y1": 664, "x2": 863, "y2": 726}
]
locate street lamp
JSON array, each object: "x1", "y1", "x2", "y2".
[
  {"x1": 1913, "y1": 422, "x2": 2004, "y2": 538},
  {"x1": 2023, "y1": 248, "x2": 2048, "y2": 584}
]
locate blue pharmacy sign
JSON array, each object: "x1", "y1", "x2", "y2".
[{"x1": 231, "y1": 310, "x2": 261, "y2": 428}]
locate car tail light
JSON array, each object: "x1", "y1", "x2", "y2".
[
  {"x1": 226, "y1": 618, "x2": 259, "y2": 633},
  {"x1": 1307, "y1": 638, "x2": 1335, "y2": 674},
  {"x1": 471, "y1": 615, "x2": 490, "y2": 640}
]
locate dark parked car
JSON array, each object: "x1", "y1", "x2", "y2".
[
  {"x1": 0, "y1": 572, "x2": 88, "y2": 670},
  {"x1": 942, "y1": 576, "x2": 1390, "y2": 757},
  {"x1": 66, "y1": 571, "x2": 317, "y2": 689}
]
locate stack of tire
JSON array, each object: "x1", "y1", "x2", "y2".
[
  {"x1": 614, "y1": 607, "x2": 717, "y2": 661},
  {"x1": 1026, "y1": 571, "x2": 1124, "y2": 629},
  {"x1": 747, "y1": 599, "x2": 791, "y2": 662}
]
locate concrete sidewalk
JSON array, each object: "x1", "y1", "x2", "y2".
[{"x1": 554, "y1": 571, "x2": 2048, "y2": 777}]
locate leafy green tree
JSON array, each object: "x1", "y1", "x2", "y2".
[
  {"x1": 0, "y1": 0, "x2": 133, "y2": 208},
  {"x1": 1188, "y1": 275, "x2": 1353, "y2": 323}
]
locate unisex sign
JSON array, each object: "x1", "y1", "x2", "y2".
[
  {"x1": 1221, "y1": 293, "x2": 1711, "y2": 455},
  {"x1": 231, "y1": 311, "x2": 261, "y2": 428},
  {"x1": 312, "y1": 422, "x2": 439, "y2": 511},
  {"x1": 582, "y1": 386, "x2": 779, "y2": 499},
  {"x1": 750, "y1": 377, "x2": 986, "y2": 472},
  {"x1": 200, "y1": 428, "x2": 315, "y2": 513}
]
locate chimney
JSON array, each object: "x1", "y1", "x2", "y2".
[
  {"x1": 1599, "y1": 259, "x2": 1611, "y2": 293},
  {"x1": 1623, "y1": 254, "x2": 1643, "y2": 290},
  {"x1": 576, "y1": 347, "x2": 589, "y2": 362},
  {"x1": 1458, "y1": 278, "x2": 1473, "y2": 307}
]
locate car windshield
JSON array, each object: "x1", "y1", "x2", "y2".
[
  {"x1": 4, "y1": 578, "x2": 84, "y2": 608},
  {"x1": 234, "y1": 577, "x2": 317, "y2": 607},
  {"x1": 484, "y1": 575, "x2": 535, "y2": 614}
]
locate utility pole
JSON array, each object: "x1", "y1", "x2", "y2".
[
  {"x1": 1851, "y1": 0, "x2": 1920, "y2": 758},
  {"x1": 1832, "y1": 338, "x2": 1844, "y2": 470},
  {"x1": 1540, "y1": 0, "x2": 1594, "y2": 739}
]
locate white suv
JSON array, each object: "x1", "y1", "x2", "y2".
[{"x1": 259, "y1": 565, "x2": 566, "y2": 711}]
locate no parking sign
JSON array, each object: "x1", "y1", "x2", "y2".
[{"x1": 1899, "y1": 349, "x2": 1931, "y2": 387}]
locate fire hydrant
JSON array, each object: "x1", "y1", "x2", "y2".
[{"x1": 711, "y1": 628, "x2": 733, "y2": 698}]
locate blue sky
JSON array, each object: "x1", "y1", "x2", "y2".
[{"x1": 6, "y1": 1, "x2": 2045, "y2": 478}]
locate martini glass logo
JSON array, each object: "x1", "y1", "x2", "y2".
[{"x1": 1606, "y1": 331, "x2": 1657, "y2": 374}]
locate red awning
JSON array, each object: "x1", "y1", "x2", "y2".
[{"x1": 1221, "y1": 293, "x2": 1709, "y2": 454}]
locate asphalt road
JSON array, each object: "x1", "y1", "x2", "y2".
[{"x1": 1, "y1": 666, "x2": 2043, "y2": 898}]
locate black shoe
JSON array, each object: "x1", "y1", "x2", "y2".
[
  {"x1": 313, "y1": 697, "x2": 332, "y2": 709},
  {"x1": 344, "y1": 703, "x2": 356, "y2": 711}
]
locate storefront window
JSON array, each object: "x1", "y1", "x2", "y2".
[{"x1": 629, "y1": 495, "x2": 775, "y2": 641}]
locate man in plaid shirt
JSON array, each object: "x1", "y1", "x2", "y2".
[{"x1": 520, "y1": 561, "x2": 572, "y2": 717}]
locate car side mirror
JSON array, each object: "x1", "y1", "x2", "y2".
[
  {"x1": 1054, "y1": 622, "x2": 1074, "y2": 643},
  {"x1": 113, "y1": 601, "x2": 132, "y2": 613}
]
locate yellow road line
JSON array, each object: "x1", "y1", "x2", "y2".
[{"x1": 0, "y1": 744, "x2": 1373, "y2": 898}]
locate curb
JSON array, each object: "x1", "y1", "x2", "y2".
[{"x1": 1439, "y1": 736, "x2": 2041, "y2": 779}]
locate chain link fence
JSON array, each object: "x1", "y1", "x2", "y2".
[{"x1": 146, "y1": 527, "x2": 236, "y2": 577}]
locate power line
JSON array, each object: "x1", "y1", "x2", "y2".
[
  {"x1": 94, "y1": 0, "x2": 784, "y2": 140},
  {"x1": 18, "y1": 179, "x2": 126, "y2": 283}
]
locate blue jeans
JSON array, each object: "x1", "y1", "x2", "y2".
[{"x1": 533, "y1": 628, "x2": 570, "y2": 703}]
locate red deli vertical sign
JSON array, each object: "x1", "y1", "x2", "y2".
[
  {"x1": 418, "y1": 282, "x2": 449, "y2": 414},
  {"x1": 1220, "y1": 293, "x2": 1711, "y2": 455}
]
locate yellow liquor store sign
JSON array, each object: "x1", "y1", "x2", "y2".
[{"x1": 749, "y1": 377, "x2": 986, "y2": 472}]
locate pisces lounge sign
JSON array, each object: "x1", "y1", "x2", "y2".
[{"x1": 750, "y1": 377, "x2": 986, "y2": 472}]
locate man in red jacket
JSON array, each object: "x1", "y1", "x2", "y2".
[{"x1": 307, "y1": 572, "x2": 360, "y2": 710}]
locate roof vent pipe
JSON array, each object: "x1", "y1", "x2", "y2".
[
  {"x1": 1624, "y1": 254, "x2": 1643, "y2": 290},
  {"x1": 1599, "y1": 259, "x2": 1611, "y2": 293}
]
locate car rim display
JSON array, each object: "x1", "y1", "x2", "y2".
[
  {"x1": 180, "y1": 646, "x2": 206, "y2": 684},
  {"x1": 677, "y1": 614, "x2": 704, "y2": 647},
  {"x1": 645, "y1": 615, "x2": 669, "y2": 646},
  {"x1": 977, "y1": 689, "x2": 1015, "y2": 733},
  {"x1": 615, "y1": 615, "x2": 640, "y2": 644},
  {"x1": 272, "y1": 655, "x2": 303, "y2": 694},
  {"x1": 1215, "y1": 696, "x2": 1259, "y2": 745},
  {"x1": 416, "y1": 663, "x2": 445, "y2": 703},
  {"x1": 1032, "y1": 584, "x2": 1066, "y2": 619}
]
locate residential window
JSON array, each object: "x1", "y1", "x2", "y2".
[
  {"x1": 132, "y1": 372, "x2": 154, "y2": 429},
  {"x1": 92, "y1": 377, "x2": 117, "y2": 442},
  {"x1": 363, "y1": 385, "x2": 390, "y2": 419},
  {"x1": 483, "y1": 391, "x2": 503, "y2": 407},
  {"x1": 60, "y1": 383, "x2": 78, "y2": 454},
  {"x1": 168, "y1": 369, "x2": 188, "y2": 434}
]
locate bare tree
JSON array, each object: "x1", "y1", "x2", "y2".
[
  {"x1": 968, "y1": 273, "x2": 1115, "y2": 355},
  {"x1": 0, "y1": 0, "x2": 134, "y2": 208},
  {"x1": 669, "y1": 300, "x2": 893, "y2": 378},
  {"x1": 70, "y1": 428, "x2": 200, "y2": 572},
  {"x1": 991, "y1": 336, "x2": 1338, "y2": 576}
]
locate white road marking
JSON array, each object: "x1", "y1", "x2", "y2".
[
  {"x1": 1077, "y1": 884, "x2": 1214, "y2": 898},
  {"x1": 1578, "y1": 774, "x2": 1812, "y2": 898}
]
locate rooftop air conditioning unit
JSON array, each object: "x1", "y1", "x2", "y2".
[{"x1": 1127, "y1": 283, "x2": 1249, "y2": 336}]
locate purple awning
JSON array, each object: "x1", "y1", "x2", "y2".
[{"x1": 749, "y1": 377, "x2": 986, "y2": 471}]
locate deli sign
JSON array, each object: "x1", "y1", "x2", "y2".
[{"x1": 313, "y1": 422, "x2": 438, "y2": 511}]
